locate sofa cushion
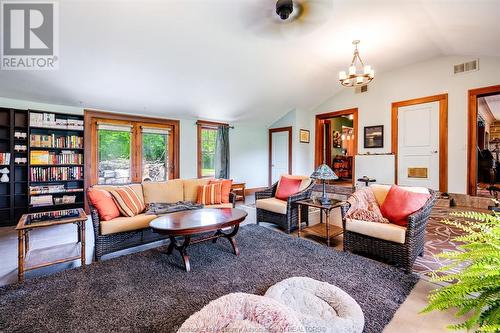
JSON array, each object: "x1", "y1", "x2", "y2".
[
  {"x1": 109, "y1": 186, "x2": 145, "y2": 217},
  {"x1": 256, "y1": 197, "x2": 287, "y2": 215},
  {"x1": 93, "y1": 183, "x2": 145, "y2": 207},
  {"x1": 143, "y1": 179, "x2": 184, "y2": 204},
  {"x1": 276, "y1": 176, "x2": 302, "y2": 200},
  {"x1": 347, "y1": 187, "x2": 387, "y2": 223},
  {"x1": 346, "y1": 218, "x2": 407, "y2": 244},
  {"x1": 100, "y1": 213, "x2": 158, "y2": 235},
  {"x1": 205, "y1": 203, "x2": 233, "y2": 209},
  {"x1": 380, "y1": 185, "x2": 431, "y2": 226},
  {"x1": 278, "y1": 175, "x2": 312, "y2": 192},
  {"x1": 197, "y1": 183, "x2": 223, "y2": 205},
  {"x1": 209, "y1": 179, "x2": 232, "y2": 203},
  {"x1": 183, "y1": 178, "x2": 212, "y2": 202},
  {"x1": 87, "y1": 188, "x2": 121, "y2": 221},
  {"x1": 371, "y1": 184, "x2": 430, "y2": 206}
]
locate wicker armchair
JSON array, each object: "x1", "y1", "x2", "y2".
[
  {"x1": 343, "y1": 187, "x2": 437, "y2": 273},
  {"x1": 255, "y1": 180, "x2": 315, "y2": 233}
]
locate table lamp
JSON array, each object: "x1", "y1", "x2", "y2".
[{"x1": 311, "y1": 164, "x2": 338, "y2": 205}]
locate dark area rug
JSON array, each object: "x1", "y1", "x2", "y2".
[{"x1": 0, "y1": 224, "x2": 418, "y2": 333}]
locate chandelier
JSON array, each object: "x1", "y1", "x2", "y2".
[{"x1": 338, "y1": 40, "x2": 374, "y2": 87}]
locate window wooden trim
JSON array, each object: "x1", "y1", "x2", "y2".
[
  {"x1": 84, "y1": 110, "x2": 180, "y2": 193},
  {"x1": 196, "y1": 120, "x2": 226, "y2": 178}
]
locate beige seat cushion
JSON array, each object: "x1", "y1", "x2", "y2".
[
  {"x1": 205, "y1": 203, "x2": 233, "y2": 209},
  {"x1": 100, "y1": 213, "x2": 157, "y2": 235},
  {"x1": 142, "y1": 179, "x2": 184, "y2": 204},
  {"x1": 346, "y1": 218, "x2": 407, "y2": 244},
  {"x1": 93, "y1": 183, "x2": 145, "y2": 207},
  {"x1": 183, "y1": 178, "x2": 212, "y2": 202},
  {"x1": 370, "y1": 184, "x2": 430, "y2": 206},
  {"x1": 256, "y1": 198, "x2": 287, "y2": 215}
]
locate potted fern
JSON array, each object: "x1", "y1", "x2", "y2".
[{"x1": 421, "y1": 210, "x2": 500, "y2": 332}]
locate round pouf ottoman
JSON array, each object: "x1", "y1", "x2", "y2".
[
  {"x1": 265, "y1": 277, "x2": 364, "y2": 333},
  {"x1": 177, "y1": 292, "x2": 305, "y2": 333}
]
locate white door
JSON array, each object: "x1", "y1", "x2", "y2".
[
  {"x1": 397, "y1": 102, "x2": 440, "y2": 189},
  {"x1": 271, "y1": 131, "x2": 289, "y2": 184}
]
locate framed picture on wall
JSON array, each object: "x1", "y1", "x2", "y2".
[
  {"x1": 299, "y1": 129, "x2": 310, "y2": 143},
  {"x1": 364, "y1": 125, "x2": 384, "y2": 148}
]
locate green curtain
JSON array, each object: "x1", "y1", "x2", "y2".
[{"x1": 214, "y1": 126, "x2": 230, "y2": 179}]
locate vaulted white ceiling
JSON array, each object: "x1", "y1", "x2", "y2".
[{"x1": 1, "y1": 0, "x2": 499, "y2": 124}]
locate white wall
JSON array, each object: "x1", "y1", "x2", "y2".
[
  {"x1": 295, "y1": 55, "x2": 500, "y2": 194},
  {"x1": 0, "y1": 97, "x2": 268, "y2": 189}
]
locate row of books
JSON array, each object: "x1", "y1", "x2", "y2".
[
  {"x1": 30, "y1": 194, "x2": 77, "y2": 206},
  {"x1": 30, "y1": 151, "x2": 83, "y2": 165},
  {"x1": 30, "y1": 112, "x2": 84, "y2": 130},
  {"x1": 29, "y1": 184, "x2": 84, "y2": 195},
  {"x1": 0, "y1": 153, "x2": 10, "y2": 165},
  {"x1": 30, "y1": 134, "x2": 83, "y2": 149},
  {"x1": 30, "y1": 166, "x2": 83, "y2": 182}
]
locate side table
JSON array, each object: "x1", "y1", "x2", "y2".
[
  {"x1": 16, "y1": 208, "x2": 88, "y2": 282},
  {"x1": 231, "y1": 182, "x2": 246, "y2": 202},
  {"x1": 296, "y1": 198, "x2": 348, "y2": 247}
]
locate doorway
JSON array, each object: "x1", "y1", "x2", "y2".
[
  {"x1": 391, "y1": 94, "x2": 448, "y2": 192},
  {"x1": 467, "y1": 84, "x2": 500, "y2": 197},
  {"x1": 315, "y1": 108, "x2": 358, "y2": 186},
  {"x1": 269, "y1": 127, "x2": 292, "y2": 186}
]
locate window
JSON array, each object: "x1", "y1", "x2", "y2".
[
  {"x1": 142, "y1": 127, "x2": 170, "y2": 182},
  {"x1": 86, "y1": 111, "x2": 180, "y2": 188},
  {"x1": 197, "y1": 121, "x2": 226, "y2": 178},
  {"x1": 97, "y1": 123, "x2": 132, "y2": 184}
]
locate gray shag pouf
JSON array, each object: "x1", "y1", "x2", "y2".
[{"x1": 265, "y1": 277, "x2": 365, "y2": 333}]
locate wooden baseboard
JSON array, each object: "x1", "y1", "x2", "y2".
[{"x1": 244, "y1": 187, "x2": 267, "y2": 196}]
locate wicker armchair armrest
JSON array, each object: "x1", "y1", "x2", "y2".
[
  {"x1": 229, "y1": 192, "x2": 237, "y2": 207},
  {"x1": 255, "y1": 182, "x2": 278, "y2": 200},
  {"x1": 406, "y1": 190, "x2": 437, "y2": 234}
]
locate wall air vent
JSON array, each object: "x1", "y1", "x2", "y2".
[
  {"x1": 454, "y1": 59, "x2": 479, "y2": 74},
  {"x1": 355, "y1": 85, "x2": 369, "y2": 94}
]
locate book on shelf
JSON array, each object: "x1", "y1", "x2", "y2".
[
  {"x1": 30, "y1": 166, "x2": 83, "y2": 182},
  {"x1": 30, "y1": 112, "x2": 84, "y2": 130},
  {"x1": 14, "y1": 131, "x2": 27, "y2": 139},
  {"x1": 30, "y1": 150, "x2": 83, "y2": 165},
  {"x1": 0, "y1": 153, "x2": 10, "y2": 165},
  {"x1": 30, "y1": 134, "x2": 83, "y2": 149},
  {"x1": 14, "y1": 145, "x2": 27, "y2": 152},
  {"x1": 30, "y1": 184, "x2": 84, "y2": 195}
]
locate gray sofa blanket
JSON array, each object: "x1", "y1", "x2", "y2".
[{"x1": 145, "y1": 201, "x2": 203, "y2": 215}]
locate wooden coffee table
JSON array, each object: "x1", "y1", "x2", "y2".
[{"x1": 150, "y1": 208, "x2": 248, "y2": 272}]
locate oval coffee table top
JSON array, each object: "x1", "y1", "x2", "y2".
[{"x1": 150, "y1": 208, "x2": 248, "y2": 235}]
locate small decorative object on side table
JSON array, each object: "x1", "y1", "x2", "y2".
[
  {"x1": 357, "y1": 176, "x2": 376, "y2": 187},
  {"x1": 231, "y1": 182, "x2": 246, "y2": 202},
  {"x1": 16, "y1": 208, "x2": 88, "y2": 282},
  {"x1": 296, "y1": 198, "x2": 347, "y2": 247},
  {"x1": 310, "y1": 164, "x2": 338, "y2": 205}
]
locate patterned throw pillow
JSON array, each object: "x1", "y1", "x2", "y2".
[
  {"x1": 209, "y1": 179, "x2": 233, "y2": 203},
  {"x1": 197, "y1": 182, "x2": 223, "y2": 205},
  {"x1": 109, "y1": 186, "x2": 145, "y2": 217}
]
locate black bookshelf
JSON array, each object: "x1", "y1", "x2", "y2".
[
  {"x1": 28, "y1": 111, "x2": 85, "y2": 213},
  {"x1": 0, "y1": 108, "x2": 29, "y2": 227}
]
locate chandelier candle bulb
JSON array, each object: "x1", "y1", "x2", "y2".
[
  {"x1": 364, "y1": 65, "x2": 372, "y2": 74},
  {"x1": 356, "y1": 76, "x2": 363, "y2": 84},
  {"x1": 339, "y1": 71, "x2": 347, "y2": 80},
  {"x1": 349, "y1": 65, "x2": 356, "y2": 75}
]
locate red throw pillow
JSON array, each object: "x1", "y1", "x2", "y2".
[
  {"x1": 380, "y1": 185, "x2": 431, "y2": 226},
  {"x1": 87, "y1": 188, "x2": 120, "y2": 221},
  {"x1": 209, "y1": 179, "x2": 233, "y2": 203},
  {"x1": 275, "y1": 176, "x2": 302, "y2": 200}
]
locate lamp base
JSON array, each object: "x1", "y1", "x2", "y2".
[{"x1": 319, "y1": 196, "x2": 331, "y2": 206}]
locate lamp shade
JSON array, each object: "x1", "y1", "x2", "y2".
[{"x1": 310, "y1": 164, "x2": 338, "y2": 180}]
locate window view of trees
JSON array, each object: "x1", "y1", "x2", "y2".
[
  {"x1": 142, "y1": 132, "x2": 168, "y2": 181},
  {"x1": 201, "y1": 128, "x2": 217, "y2": 177},
  {"x1": 98, "y1": 129, "x2": 131, "y2": 184}
]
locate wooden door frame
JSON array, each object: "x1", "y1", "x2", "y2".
[
  {"x1": 391, "y1": 94, "x2": 448, "y2": 192},
  {"x1": 467, "y1": 84, "x2": 500, "y2": 195},
  {"x1": 314, "y1": 108, "x2": 358, "y2": 184},
  {"x1": 268, "y1": 126, "x2": 292, "y2": 186}
]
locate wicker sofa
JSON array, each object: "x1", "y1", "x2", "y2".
[
  {"x1": 343, "y1": 184, "x2": 437, "y2": 273},
  {"x1": 89, "y1": 178, "x2": 236, "y2": 261},
  {"x1": 255, "y1": 176, "x2": 315, "y2": 233}
]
